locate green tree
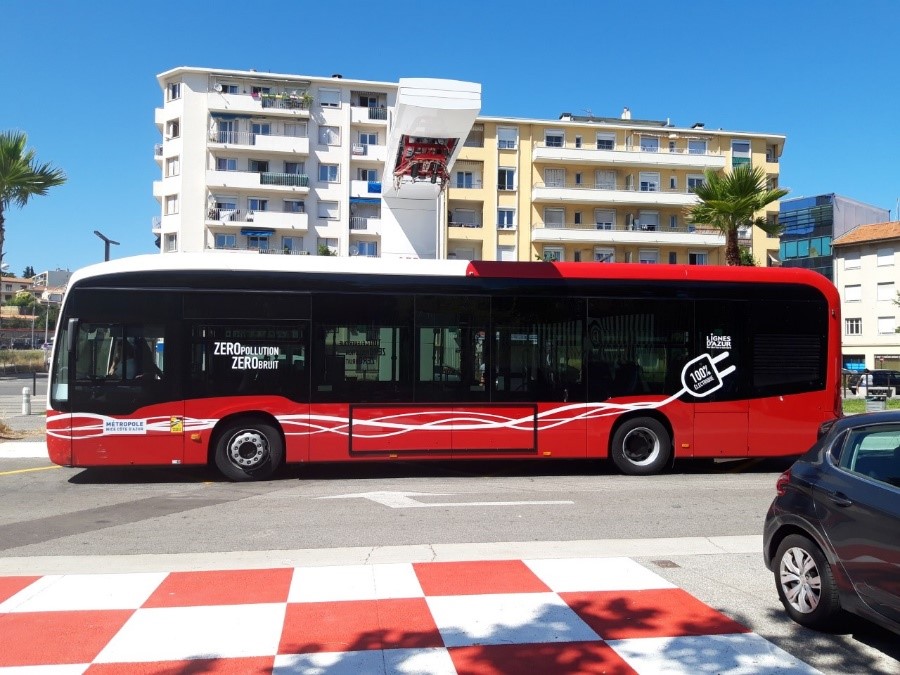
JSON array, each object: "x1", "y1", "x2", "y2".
[
  {"x1": 686, "y1": 164, "x2": 788, "y2": 266},
  {"x1": 22, "y1": 265, "x2": 34, "y2": 278},
  {"x1": 0, "y1": 131, "x2": 67, "y2": 278}
]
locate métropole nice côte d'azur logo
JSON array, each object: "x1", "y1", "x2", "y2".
[{"x1": 706, "y1": 333, "x2": 732, "y2": 350}]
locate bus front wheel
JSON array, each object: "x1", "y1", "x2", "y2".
[
  {"x1": 214, "y1": 420, "x2": 283, "y2": 481},
  {"x1": 610, "y1": 417, "x2": 671, "y2": 475}
]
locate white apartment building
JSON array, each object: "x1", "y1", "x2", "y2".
[
  {"x1": 154, "y1": 67, "x2": 784, "y2": 264},
  {"x1": 832, "y1": 221, "x2": 900, "y2": 371}
]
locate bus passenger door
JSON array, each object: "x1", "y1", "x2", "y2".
[
  {"x1": 69, "y1": 322, "x2": 184, "y2": 467},
  {"x1": 690, "y1": 301, "x2": 748, "y2": 458}
]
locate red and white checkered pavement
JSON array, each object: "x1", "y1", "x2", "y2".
[{"x1": 0, "y1": 556, "x2": 817, "y2": 674}]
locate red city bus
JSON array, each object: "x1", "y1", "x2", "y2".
[{"x1": 46, "y1": 253, "x2": 842, "y2": 480}]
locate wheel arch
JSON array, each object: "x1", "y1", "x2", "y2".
[
  {"x1": 206, "y1": 411, "x2": 285, "y2": 466},
  {"x1": 608, "y1": 410, "x2": 675, "y2": 464}
]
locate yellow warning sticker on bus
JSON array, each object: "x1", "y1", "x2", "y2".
[{"x1": 170, "y1": 417, "x2": 184, "y2": 433}]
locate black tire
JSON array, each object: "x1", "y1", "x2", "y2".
[
  {"x1": 610, "y1": 417, "x2": 671, "y2": 475},
  {"x1": 214, "y1": 420, "x2": 283, "y2": 481},
  {"x1": 773, "y1": 534, "x2": 841, "y2": 629}
]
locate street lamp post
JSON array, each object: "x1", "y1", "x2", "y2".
[{"x1": 93, "y1": 230, "x2": 120, "y2": 261}]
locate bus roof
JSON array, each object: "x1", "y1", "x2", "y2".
[{"x1": 67, "y1": 253, "x2": 838, "y2": 301}]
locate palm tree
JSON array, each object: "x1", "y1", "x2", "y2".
[
  {"x1": 686, "y1": 164, "x2": 788, "y2": 266},
  {"x1": 0, "y1": 130, "x2": 67, "y2": 277}
]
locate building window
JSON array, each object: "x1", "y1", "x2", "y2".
[
  {"x1": 215, "y1": 233, "x2": 237, "y2": 249},
  {"x1": 687, "y1": 175, "x2": 705, "y2": 192},
  {"x1": 639, "y1": 172, "x2": 660, "y2": 192},
  {"x1": 574, "y1": 211, "x2": 582, "y2": 225},
  {"x1": 668, "y1": 252, "x2": 678, "y2": 264},
  {"x1": 877, "y1": 316, "x2": 896, "y2": 335},
  {"x1": 317, "y1": 237, "x2": 338, "y2": 254},
  {"x1": 164, "y1": 194, "x2": 179, "y2": 215},
  {"x1": 498, "y1": 168, "x2": 516, "y2": 191},
  {"x1": 845, "y1": 318, "x2": 862, "y2": 336},
  {"x1": 249, "y1": 159, "x2": 269, "y2": 173},
  {"x1": 498, "y1": 208, "x2": 516, "y2": 229},
  {"x1": 689, "y1": 251, "x2": 708, "y2": 265},
  {"x1": 165, "y1": 156, "x2": 180, "y2": 177},
  {"x1": 732, "y1": 140, "x2": 751, "y2": 167},
  {"x1": 358, "y1": 168, "x2": 377, "y2": 182},
  {"x1": 595, "y1": 170, "x2": 616, "y2": 190},
  {"x1": 877, "y1": 247, "x2": 894, "y2": 266},
  {"x1": 284, "y1": 200, "x2": 305, "y2": 213},
  {"x1": 543, "y1": 208, "x2": 565, "y2": 228},
  {"x1": 215, "y1": 83, "x2": 239, "y2": 94},
  {"x1": 317, "y1": 201, "x2": 339, "y2": 220},
  {"x1": 575, "y1": 172, "x2": 583, "y2": 185},
  {"x1": 282, "y1": 236, "x2": 301, "y2": 252},
  {"x1": 318, "y1": 164, "x2": 339, "y2": 183},
  {"x1": 543, "y1": 247, "x2": 564, "y2": 262},
  {"x1": 594, "y1": 247, "x2": 614, "y2": 263},
  {"x1": 284, "y1": 122, "x2": 308, "y2": 137},
  {"x1": 284, "y1": 161, "x2": 305, "y2": 175},
  {"x1": 637, "y1": 211, "x2": 660, "y2": 231},
  {"x1": 215, "y1": 157, "x2": 237, "y2": 172},
  {"x1": 640, "y1": 136, "x2": 659, "y2": 152},
  {"x1": 456, "y1": 172, "x2": 473, "y2": 188},
  {"x1": 688, "y1": 139, "x2": 707, "y2": 155},
  {"x1": 638, "y1": 249, "x2": 659, "y2": 264},
  {"x1": 594, "y1": 209, "x2": 615, "y2": 230},
  {"x1": 877, "y1": 282, "x2": 895, "y2": 302},
  {"x1": 544, "y1": 168, "x2": 565, "y2": 188},
  {"x1": 498, "y1": 126, "x2": 518, "y2": 149},
  {"x1": 844, "y1": 252, "x2": 861, "y2": 269},
  {"x1": 358, "y1": 131, "x2": 377, "y2": 145},
  {"x1": 452, "y1": 209, "x2": 477, "y2": 227},
  {"x1": 845, "y1": 284, "x2": 862, "y2": 302},
  {"x1": 669, "y1": 215, "x2": 678, "y2": 229},
  {"x1": 596, "y1": 133, "x2": 615, "y2": 150},
  {"x1": 575, "y1": 136, "x2": 582, "y2": 149},
  {"x1": 669, "y1": 176, "x2": 677, "y2": 190},
  {"x1": 545, "y1": 130, "x2": 564, "y2": 148},
  {"x1": 247, "y1": 234, "x2": 270, "y2": 251},
  {"x1": 164, "y1": 233, "x2": 177, "y2": 252},
  {"x1": 318, "y1": 125, "x2": 341, "y2": 145},
  {"x1": 355, "y1": 241, "x2": 378, "y2": 257},
  {"x1": 248, "y1": 198, "x2": 268, "y2": 212},
  {"x1": 318, "y1": 88, "x2": 341, "y2": 108},
  {"x1": 251, "y1": 122, "x2": 271, "y2": 137},
  {"x1": 167, "y1": 82, "x2": 181, "y2": 101},
  {"x1": 165, "y1": 119, "x2": 180, "y2": 139}
]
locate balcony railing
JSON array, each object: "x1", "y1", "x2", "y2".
[
  {"x1": 260, "y1": 172, "x2": 309, "y2": 187},
  {"x1": 449, "y1": 220, "x2": 483, "y2": 228},
  {"x1": 259, "y1": 93, "x2": 311, "y2": 110},
  {"x1": 210, "y1": 130, "x2": 308, "y2": 146},
  {"x1": 535, "y1": 181, "x2": 701, "y2": 195},
  {"x1": 349, "y1": 216, "x2": 370, "y2": 231},
  {"x1": 214, "y1": 245, "x2": 310, "y2": 255},
  {"x1": 154, "y1": 144, "x2": 163, "y2": 157},
  {"x1": 536, "y1": 141, "x2": 723, "y2": 157},
  {"x1": 537, "y1": 221, "x2": 721, "y2": 235},
  {"x1": 367, "y1": 106, "x2": 387, "y2": 120}
]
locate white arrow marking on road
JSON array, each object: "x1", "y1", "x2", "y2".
[{"x1": 318, "y1": 491, "x2": 574, "y2": 509}]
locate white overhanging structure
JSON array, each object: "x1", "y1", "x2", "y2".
[{"x1": 380, "y1": 78, "x2": 481, "y2": 259}]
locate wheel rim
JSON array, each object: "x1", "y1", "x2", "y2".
[
  {"x1": 225, "y1": 429, "x2": 269, "y2": 469},
  {"x1": 622, "y1": 427, "x2": 660, "y2": 466},
  {"x1": 779, "y1": 546, "x2": 822, "y2": 614}
]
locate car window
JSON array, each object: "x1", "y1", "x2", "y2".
[{"x1": 839, "y1": 426, "x2": 900, "y2": 488}]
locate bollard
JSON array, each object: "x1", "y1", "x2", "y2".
[{"x1": 22, "y1": 386, "x2": 32, "y2": 416}]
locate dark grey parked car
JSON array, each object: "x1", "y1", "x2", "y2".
[{"x1": 763, "y1": 411, "x2": 900, "y2": 634}]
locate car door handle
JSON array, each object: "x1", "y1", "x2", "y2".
[{"x1": 827, "y1": 491, "x2": 853, "y2": 507}]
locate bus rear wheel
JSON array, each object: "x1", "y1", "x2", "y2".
[
  {"x1": 214, "y1": 420, "x2": 283, "y2": 481},
  {"x1": 610, "y1": 417, "x2": 671, "y2": 475}
]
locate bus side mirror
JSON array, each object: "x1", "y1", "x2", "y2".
[{"x1": 67, "y1": 318, "x2": 79, "y2": 352}]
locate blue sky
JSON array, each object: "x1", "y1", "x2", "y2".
[{"x1": 2, "y1": 0, "x2": 898, "y2": 277}]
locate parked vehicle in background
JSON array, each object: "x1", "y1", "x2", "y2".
[
  {"x1": 763, "y1": 411, "x2": 900, "y2": 635},
  {"x1": 848, "y1": 370, "x2": 900, "y2": 396}
]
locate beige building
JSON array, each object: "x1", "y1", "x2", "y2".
[
  {"x1": 155, "y1": 67, "x2": 785, "y2": 265},
  {"x1": 832, "y1": 221, "x2": 900, "y2": 371}
]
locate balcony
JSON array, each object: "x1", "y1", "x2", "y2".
[
  {"x1": 350, "y1": 179, "x2": 382, "y2": 197},
  {"x1": 531, "y1": 221, "x2": 724, "y2": 247},
  {"x1": 532, "y1": 143, "x2": 726, "y2": 171},
  {"x1": 351, "y1": 106, "x2": 389, "y2": 124},
  {"x1": 349, "y1": 216, "x2": 383, "y2": 235},
  {"x1": 207, "y1": 208, "x2": 308, "y2": 231},
  {"x1": 154, "y1": 144, "x2": 163, "y2": 163},
  {"x1": 532, "y1": 182, "x2": 700, "y2": 208},
  {"x1": 209, "y1": 130, "x2": 310, "y2": 155},
  {"x1": 151, "y1": 216, "x2": 161, "y2": 235},
  {"x1": 207, "y1": 170, "x2": 310, "y2": 192},
  {"x1": 350, "y1": 143, "x2": 388, "y2": 163},
  {"x1": 207, "y1": 91, "x2": 311, "y2": 118}
]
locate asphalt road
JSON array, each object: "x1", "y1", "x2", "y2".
[{"x1": 0, "y1": 456, "x2": 897, "y2": 673}]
